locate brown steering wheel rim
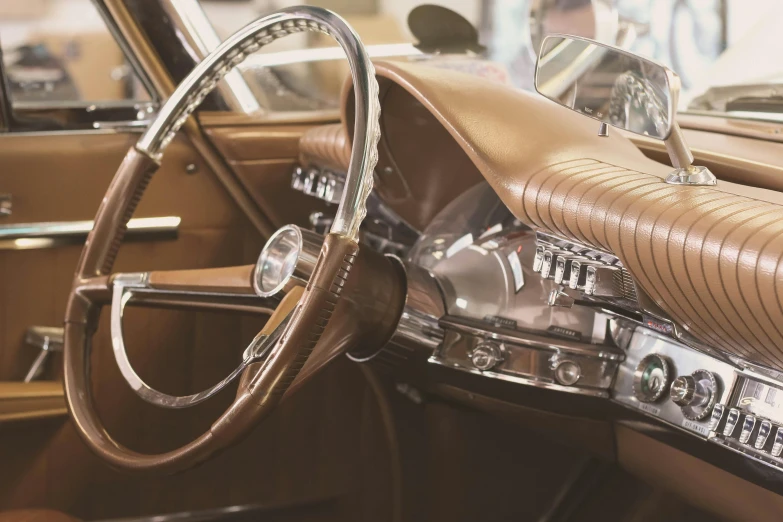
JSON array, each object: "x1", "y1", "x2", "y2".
[
  {"x1": 64, "y1": 230, "x2": 357, "y2": 474},
  {"x1": 63, "y1": 6, "x2": 380, "y2": 475}
]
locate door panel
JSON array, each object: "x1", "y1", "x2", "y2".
[
  {"x1": 202, "y1": 118, "x2": 334, "y2": 229},
  {"x1": 0, "y1": 126, "x2": 398, "y2": 520},
  {"x1": 0, "y1": 132, "x2": 242, "y2": 381}
]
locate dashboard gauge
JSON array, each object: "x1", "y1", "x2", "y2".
[{"x1": 633, "y1": 353, "x2": 671, "y2": 403}]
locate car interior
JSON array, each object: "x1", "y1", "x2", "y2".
[{"x1": 2, "y1": 1, "x2": 783, "y2": 521}]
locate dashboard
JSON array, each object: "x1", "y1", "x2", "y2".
[
  {"x1": 294, "y1": 145, "x2": 783, "y2": 483},
  {"x1": 409, "y1": 181, "x2": 783, "y2": 475},
  {"x1": 289, "y1": 59, "x2": 783, "y2": 508}
]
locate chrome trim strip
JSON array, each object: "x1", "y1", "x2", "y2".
[
  {"x1": 0, "y1": 129, "x2": 147, "y2": 138},
  {"x1": 159, "y1": 0, "x2": 260, "y2": 114},
  {"x1": 0, "y1": 216, "x2": 180, "y2": 250},
  {"x1": 428, "y1": 356, "x2": 609, "y2": 398},
  {"x1": 240, "y1": 42, "x2": 422, "y2": 68},
  {"x1": 92, "y1": 119, "x2": 152, "y2": 131},
  {"x1": 439, "y1": 315, "x2": 624, "y2": 361}
]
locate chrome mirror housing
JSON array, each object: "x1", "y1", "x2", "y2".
[{"x1": 535, "y1": 34, "x2": 717, "y2": 186}]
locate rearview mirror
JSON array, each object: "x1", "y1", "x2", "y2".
[
  {"x1": 535, "y1": 34, "x2": 676, "y2": 140},
  {"x1": 534, "y1": 34, "x2": 717, "y2": 186}
]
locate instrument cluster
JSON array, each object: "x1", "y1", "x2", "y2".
[{"x1": 408, "y1": 181, "x2": 783, "y2": 475}]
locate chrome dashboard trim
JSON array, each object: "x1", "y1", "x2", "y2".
[
  {"x1": 431, "y1": 315, "x2": 623, "y2": 398},
  {"x1": 0, "y1": 216, "x2": 180, "y2": 250},
  {"x1": 612, "y1": 323, "x2": 737, "y2": 438},
  {"x1": 428, "y1": 356, "x2": 610, "y2": 398},
  {"x1": 439, "y1": 316, "x2": 624, "y2": 361}
]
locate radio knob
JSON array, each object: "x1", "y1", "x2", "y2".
[
  {"x1": 470, "y1": 342, "x2": 503, "y2": 371},
  {"x1": 670, "y1": 369, "x2": 719, "y2": 421},
  {"x1": 633, "y1": 354, "x2": 671, "y2": 403}
]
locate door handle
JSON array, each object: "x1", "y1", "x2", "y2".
[
  {"x1": 24, "y1": 326, "x2": 64, "y2": 382},
  {"x1": 0, "y1": 216, "x2": 180, "y2": 250}
]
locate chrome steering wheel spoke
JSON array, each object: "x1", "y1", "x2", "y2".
[{"x1": 110, "y1": 275, "x2": 292, "y2": 409}]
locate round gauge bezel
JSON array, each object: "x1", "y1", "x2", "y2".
[{"x1": 633, "y1": 353, "x2": 671, "y2": 403}]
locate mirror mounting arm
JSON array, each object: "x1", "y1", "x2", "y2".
[{"x1": 663, "y1": 123, "x2": 717, "y2": 186}]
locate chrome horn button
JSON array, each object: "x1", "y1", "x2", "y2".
[{"x1": 253, "y1": 225, "x2": 321, "y2": 297}]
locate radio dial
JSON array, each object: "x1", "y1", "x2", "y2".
[{"x1": 670, "y1": 369, "x2": 719, "y2": 421}]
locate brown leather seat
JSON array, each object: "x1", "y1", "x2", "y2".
[{"x1": 0, "y1": 510, "x2": 80, "y2": 522}]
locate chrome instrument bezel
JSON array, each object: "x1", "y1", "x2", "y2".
[
  {"x1": 431, "y1": 315, "x2": 623, "y2": 398},
  {"x1": 632, "y1": 353, "x2": 671, "y2": 403}
]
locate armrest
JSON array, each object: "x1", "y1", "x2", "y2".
[{"x1": 0, "y1": 381, "x2": 67, "y2": 423}]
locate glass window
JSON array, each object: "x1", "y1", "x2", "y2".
[
  {"x1": 0, "y1": 0, "x2": 151, "y2": 106},
  {"x1": 198, "y1": 0, "x2": 783, "y2": 120}
]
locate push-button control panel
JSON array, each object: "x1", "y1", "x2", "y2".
[
  {"x1": 615, "y1": 324, "x2": 783, "y2": 472},
  {"x1": 709, "y1": 373, "x2": 783, "y2": 468}
]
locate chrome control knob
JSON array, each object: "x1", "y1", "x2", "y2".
[
  {"x1": 670, "y1": 369, "x2": 719, "y2": 421},
  {"x1": 471, "y1": 342, "x2": 503, "y2": 371},
  {"x1": 633, "y1": 354, "x2": 670, "y2": 403}
]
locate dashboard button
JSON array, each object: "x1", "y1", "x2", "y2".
[
  {"x1": 533, "y1": 245, "x2": 545, "y2": 273},
  {"x1": 723, "y1": 408, "x2": 741, "y2": 437},
  {"x1": 708, "y1": 404, "x2": 725, "y2": 431},
  {"x1": 772, "y1": 427, "x2": 783, "y2": 457},
  {"x1": 739, "y1": 415, "x2": 757, "y2": 444},
  {"x1": 553, "y1": 255, "x2": 570, "y2": 284},
  {"x1": 756, "y1": 420, "x2": 772, "y2": 450}
]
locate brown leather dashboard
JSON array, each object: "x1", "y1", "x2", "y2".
[{"x1": 324, "y1": 60, "x2": 783, "y2": 370}]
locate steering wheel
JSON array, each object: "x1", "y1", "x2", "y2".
[{"x1": 63, "y1": 7, "x2": 380, "y2": 474}]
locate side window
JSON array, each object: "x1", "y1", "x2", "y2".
[{"x1": 0, "y1": 0, "x2": 154, "y2": 131}]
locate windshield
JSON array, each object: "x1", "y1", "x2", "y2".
[{"x1": 199, "y1": 0, "x2": 782, "y2": 120}]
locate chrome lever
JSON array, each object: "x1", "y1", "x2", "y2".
[
  {"x1": 24, "y1": 326, "x2": 64, "y2": 382},
  {"x1": 0, "y1": 194, "x2": 11, "y2": 217}
]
